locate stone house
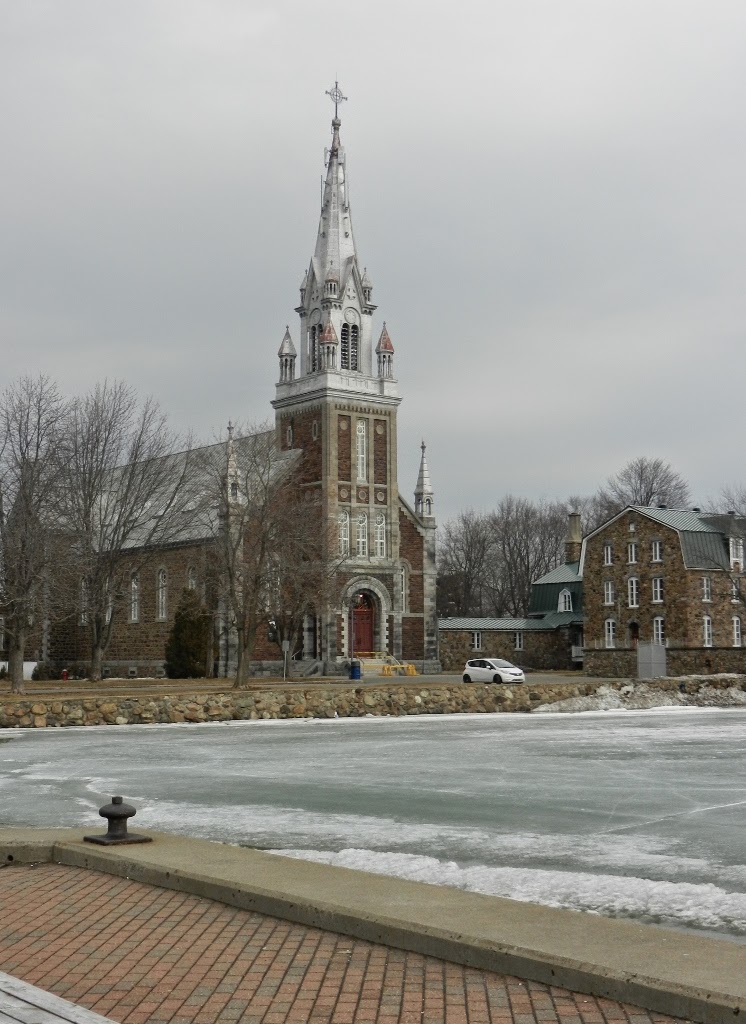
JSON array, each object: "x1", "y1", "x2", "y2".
[{"x1": 581, "y1": 505, "x2": 746, "y2": 677}]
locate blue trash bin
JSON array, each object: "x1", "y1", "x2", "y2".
[{"x1": 350, "y1": 659, "x2": 362, "y2": 681}]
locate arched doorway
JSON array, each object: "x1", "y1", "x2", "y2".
[{"x1": 351, "y1": 592, "x2": 376, "y2": 656}]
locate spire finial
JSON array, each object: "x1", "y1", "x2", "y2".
[
  {"x1": 227, "y1": 421, "x2": 234, "y2": 440},
  {"x1": 325, "y1": 80, "x2": 347, "y2": 121}
]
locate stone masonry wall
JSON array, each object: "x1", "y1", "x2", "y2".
[
  {"x1": 440, "y1": 628, "x2": 576, "y2": 672},
  {"x1": 4, "y1": 676, "x2": 744, "y2": 729}
]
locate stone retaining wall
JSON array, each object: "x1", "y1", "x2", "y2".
[{"x1": 2, "y1": 676, "x2": 745, "y2": 728}]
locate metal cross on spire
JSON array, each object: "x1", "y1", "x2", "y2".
[{"x1": 325, "y1": 80, "x2": 348, "y2": 119}]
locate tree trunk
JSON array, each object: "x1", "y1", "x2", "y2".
[
  {"x1": 9, "y1": 634, "x2": 26, "y2": 695},
  {"x1": 90, "y1": 643, "x2": 104, "y2": 682}
]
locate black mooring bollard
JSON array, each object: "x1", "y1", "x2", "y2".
[{"x1": 83, "y1": 795, "x2": 153, "y2": 846}]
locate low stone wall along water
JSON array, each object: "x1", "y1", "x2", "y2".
[{"x1": 2, "y1": 675, "x2": 746, "y2": 728}]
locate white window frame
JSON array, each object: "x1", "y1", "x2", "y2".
[
  {"x1": 627, "y1": 577, "x2": 640, "y2": 608},
  {"x1": 470, "y1": 631, "x2": 482, "y2": 651},
  {"x1": 703, "y1": 615, "x2": 713, "y2": 648},
  {"x1": 356, "y1": 420, "x2": 367, "y2": 481},
  {"x1": 604, "y1": 618, "x2": 616, "y2": 649},
  {"x1": 653, "y1": 616, "x2": 665, "y2": 644},
  {"x1": 157, "y1": 568, "x2": 168, "y2": 621},
  {"x1": 603, "y1": 581, "x2": 615, "y2": 606},
  {"x1": 187, "y1": 567, "x2": 197, "y2": 591},
  {"x1": 652, "y1": 577, "x2": 664, "y2": 604},
  {"x1": 514, "y1": 631, "x2": 524, "y2": 651},
  {"x1": 375, "y1": 512, "x2": 386, "y2": 557},
  {"x1": 701, "y1": 576, "x2": 712, "y2": 602},
  {"x1": 651, "y1": 540, "x2": 662, "y2": 562},
  {"x1": 627, "y1": 542, "x2": 638, "y2": 564},
  {"x1": 730, "y1": 537, "x2": 744, "y2": 569},
  {"x1": 558, "y1": 589, "x2": 572, "y2": 612},
  {"x1": 338, "y1": 510, "x2": 350, "y2": 556},
  {"x1": 356, "y1": 511, "x2": 368, "y2": 557},
  {"x1": 603, "y1": 543, "x2": 613, "y2": 566},
  {"x1": 130, "y1": 574, "x2": 140, "y2": 623},
  {"x1": 733, "y1": 616, "x2": 742, "y2": 648}
]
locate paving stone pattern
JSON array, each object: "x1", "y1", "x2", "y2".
[{"x1": 0, "y1": 865, "x2": 688, "y2": 1024}]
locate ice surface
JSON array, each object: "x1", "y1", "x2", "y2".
[{"x1": 1, "y1": 708, "x2": 745, "y2": 940}]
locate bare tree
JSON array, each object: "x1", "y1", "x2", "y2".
[
  {"x1": 596, "y1": 457, "x2": 691, "y2": 520},
  {"x1": 437, "y1": 510, "x2": 495, "y2": 616},
  {"x1": 199, "y1": 424, "x2": 303, "y2": 688},
  {"x1": 486, "y1": 497, "x2": 567, "y2": 617},
  {"x1": 0, "y1": 376, "x2": 66, "y2": 693},
  {"x1": 57, "y1": 381, "x2": 195, "y2": 681}
]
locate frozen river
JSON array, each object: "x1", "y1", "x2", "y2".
[{"x1": 1, "y1": 707, "x2": 745, "y2": 940}]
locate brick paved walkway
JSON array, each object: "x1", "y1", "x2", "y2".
[{"x1": 0, "y1": 864, "x2": 688, "y2": 1024}]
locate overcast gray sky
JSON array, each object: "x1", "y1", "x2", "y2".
[{"x1": 2, "y1": 1, "x2": 745, "y2": 521}]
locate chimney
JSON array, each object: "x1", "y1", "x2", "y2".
[{"x1": 565, "y1": 511, "x2": 582, "y2": 565}]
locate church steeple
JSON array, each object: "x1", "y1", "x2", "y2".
[{"x1": 414, "y1": 441, "x2": 435, "y2": 521}]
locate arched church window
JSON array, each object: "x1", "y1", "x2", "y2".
[
  {"x1": 157, "y1": 569, "x2": 168, "y2": 621},
  {"x1": 356, "y1": 511, "x2": 368, "y2": 557},
  {"x1": 309, "y1": 326, "x2": 319, "y2": 372},
  {"x1": 558, "y1": 588, "x2": 573, "y2": 612},
  {"x1": 356, "y1": 420, "x2": 367, "y2": 481},
  {"x1": 80, "y1": 578, "x2": 88, "y2": 626},
  {"x1": 340, "y1": 323, "x2": 350, "y2": 369},
  {"x1": 130, "y1": 574, "x2": 140, "y2": 622},
  {"x1": 338, "y1": 510, "x2": 350, "y2": 556},
  {"x1": 425, "y1": 499, "x2": 431, "y2": 516},
  {"x1": 375, "y1": 512, "x2": 386, "y2": 557},
  {"x1": 350, "y1": 325, "x2": 359, "y2": 371},
  {"x1": 187, "y1": 567, "x2": 197, "y2": 591}
]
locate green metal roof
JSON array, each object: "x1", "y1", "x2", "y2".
[
  {"x1": 679, "y1": 531, "x2": 729, "y2": 570},
  {"x1": 631, "y1": 507, "x2": 720, "y2": 532},
  {"x1": 528, "y1": 580, "x2": 583, "y2": 616},
  {"x1": 438, "y1": 612, "x2": 581, "y2": 632},
  {"x1": 532, "y1": 562, "x2": 580, "y2": 585}
]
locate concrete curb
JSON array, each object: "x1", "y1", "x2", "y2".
[{"x1": 1, "y1": 829, "x2": 743, "y2": 1024}]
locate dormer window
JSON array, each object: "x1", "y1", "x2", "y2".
[
  {"x1": 730, "y1": 537, "x2": 744, "y2": 570},
  {"x1": 558, "y1": 589, "x2": 573, "y2": 612}
]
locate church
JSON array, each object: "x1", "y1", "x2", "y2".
[
  {"x1": 34, "y1": 88, "x2": 439, "y2": 681},
  {"x1": 270, "y1": 87, "x2": 439, "y2": 673}
]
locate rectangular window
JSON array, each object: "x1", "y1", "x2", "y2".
[
  {"x1": 701, "y1": 576, "x2": 712, "y2": 602},
  {"x1": 605, "y1": 619, "x2": 616, "y2": 649},
  {"x1": 514, "y1": 631, "x2": 524, "y2": 651},
  {"x1": 627, "y1": 577, "x2": 639, "y2": 608},
  {"x1": 130, "y1": 575, "x2": 140, "y2": 623},
  {"x1": 603, "y1": 580, "x2": 615, "y2": 605},
  {"x1": 356, "y1": 420, "x2": 367, "y2": 481},
  {"x1": 157, "y1": 569, "x2": 168, "y2": 621},
  {"x1": 651, "y1": 540, "x2": 663, "y2": 562},
  {"x1": 653, "y1": 617, "x2": 665, "y2": 644},
  {"x1": 627, "y1": 542, "x2": 638, "y2": 564},
  {"x1": 338, "y1": 511, "x2": 350, "y2": 556},
  {"x1": 733, "y1": 617, "x2": 742, "y2": 648},
  {"x1": 703, "y1": 615, "x2": 713, "y2": 647},
  {"x1": 375, "y1": 512, "x2": 386, "y2": 557},
  {"x1": 652, "y1": 577, "x2": 664, "y2": 603},
  {"x1": 603, "y1": 543, "x2": 613, "y2": 566},
  {"x1": 470, "y1": 631, "x2": 482, "y2": 651}
]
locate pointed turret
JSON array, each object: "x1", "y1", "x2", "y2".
[
  {"x1": 376, "y1": 322, "x2": 395, "y2": 378},
  {"x1": 278, "y1": 327, "x2": 296, "y2": 382},
  {"x1": 414, "y1": 441, "x2": 435, "y2": 521},
  {"x1": 226, "y1": 421, "x2": 239, "y2": 502}
]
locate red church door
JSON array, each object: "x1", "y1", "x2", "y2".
[{"x1": 352, "y1": 595, "x2": 375, "y2": 655}]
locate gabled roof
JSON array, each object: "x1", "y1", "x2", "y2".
[{"x1": 533, "y1": 561, "x2": 580, "y2": 585}]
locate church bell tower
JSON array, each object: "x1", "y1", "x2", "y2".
[{"x1": 271, "y1": 84, "x2": 438, "y2": 671}]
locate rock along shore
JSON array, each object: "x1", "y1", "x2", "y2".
[{"x1": 1, "y1": 675, "x2": 745, "y2": 728}]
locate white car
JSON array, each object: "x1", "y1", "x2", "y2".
[{"x1": 462, "y1": 658, "x2": 525, "y2": 684}]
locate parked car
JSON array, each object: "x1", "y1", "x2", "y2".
[{"x1": 462, "y1": 658, "x2": 525, "y2": 684}]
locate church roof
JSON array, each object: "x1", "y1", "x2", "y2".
[
  {"x1": 375, "y1": 323, "x2": 394, "y2": 353},
  {"x1": 415, "y1": 442, "x2": 433, "y2": 498},
  {"x1": 277, "y1": 327, "x2": 296, "y2": 357},
  {"x1": 313, "y1": 117, "x2": 358, "y2": 297}
]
